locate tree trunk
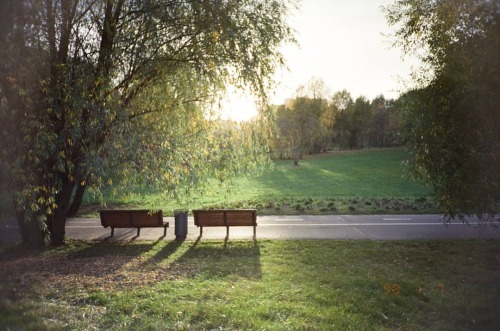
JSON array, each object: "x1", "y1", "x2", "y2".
[
  {"x1": 292, "y1": 146, "x2": 301, "y2": 166},
  {"x1": 14, "y1": 199, "x2": 44, "y2": 248},
  {"x1": 15, "y1": 212, "x2": 44, "y2": 248},
  {"x1": 49, "y1": 209, "x2": 66, "y2": 246},
  {"x1": 47, "y1": 177, "x2": 74, "y2": 246},
  {"x1": 67, "y1": 181, "x2": 86, "y2": 217}
]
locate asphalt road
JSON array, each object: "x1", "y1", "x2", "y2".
[{"x1": 1, "y1": 214, "x2": 499, "y2": 242}]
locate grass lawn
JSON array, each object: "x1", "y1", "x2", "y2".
[
  {"x1": 78, "y1": 148, "x2": 437, "y2": 216},
  {"x1": 1, "y1": 239, "x2": 498, "y2": 330}
]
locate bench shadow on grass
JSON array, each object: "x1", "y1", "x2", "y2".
[
  {"x1": 52, "y1": 239, "x2": 168, "y2": 278},
  {"x1": 97, "y1": 228, "x2": 166, "y2": 242},
  {"x1": 148, "y1": 239, "x2": 262, "y2": 280},
  {"x1": 0, "y1": 237, "x2": 261, "y2": 311},
  {"x1": 0, "y1": 241, "x2": 161, "y2": 297}
]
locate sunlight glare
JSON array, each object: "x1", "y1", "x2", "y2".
[{"x1": 220, "y1": 90, "x2": 259, "y2": 122}]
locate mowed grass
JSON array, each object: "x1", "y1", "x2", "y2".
[
  {"x1": 1, "y1": 239, "x2": 499, "y2": 330},
  {"x1": 239, "y1": 148, "x2": 427, "y2": 198},
  {"x1": 80, "y1": 148, "x2": 437, "y2": 216}
]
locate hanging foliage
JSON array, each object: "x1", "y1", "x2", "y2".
[{"x1": 0, "y1": 0, "x2": 296, "y2": 246}]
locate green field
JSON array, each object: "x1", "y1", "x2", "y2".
[
  {"x1": 1, "y1": 239, "x2": 498, "y2": 330},
  {"x1": 80, "y1": 148, "x2": 436, "y2": 216}
]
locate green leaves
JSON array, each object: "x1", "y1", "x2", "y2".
[
  {"x1": 1, "y1": 0, "x2": 295, "y2": 246},
  {"x1": 388, "y1": 0, "x2": 500, "y2": 220}
]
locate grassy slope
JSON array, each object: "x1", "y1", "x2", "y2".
[
  {"x1": 1, "y1": 149, "x2": 435, "y2": 217},
  {"x1": 79, "y1": 148, "x2": 436, "y2": 216},
  {"x1": 239, "y1": 148, "x2": 428, "y2": 198}
]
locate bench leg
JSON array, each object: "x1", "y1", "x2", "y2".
[
  {"x1": 199, "y1": 226, "x2": 203, "y2": 237},
  {"x1": 226, "y1": 226, "x2": 229, "y2": 238},
  {"x1": 111, "y1": 227, "x2": 114, "y2": 237},
  {"x1": 136, "y1": 228, "x2": 140, "y2": 237},
  {"x1": 163, "y1": 225, "x2": 167, "y2": 237},
  {"x1": 253, "y1": 225, "x2": 256, "y2": 239}
]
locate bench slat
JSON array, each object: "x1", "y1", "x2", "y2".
[
  {"x1": 193, "y1": 209, "x2": 257, "y2": 238},
  {"x1": 99, "y1": 209, "x2": 168, "y2": 238},
  {"x1": 131, "y1": 210, "x2": 163, "y2": 227},
  {"x1": 193, "y1": 211, "x2": 225, "y2": 227},
  {"x1": 100, "y1": 210, "x2": 134, "y2": 228},
  {"x1": 226, "y1": 211, "x2": 256, "y2": 226}
]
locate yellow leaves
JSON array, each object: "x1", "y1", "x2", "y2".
[
  {"x1": 163, "y1": 172, "x2": 171, "y2": 181},
  {"x1": 34, "y1": 195, "x2": 58, "y2": 215},
  {"x1": 39, "y1": 79, "x2": 48, "y2": 93},
  {"x1": 34, "y1": 186, "x2": 44, "y2": 194},
  {"x1": 30, "y1": 203, "x2": 40, "y2": 212},
  {"x1": 212, "y1": 31, "x2": 220, "y2": 41}
]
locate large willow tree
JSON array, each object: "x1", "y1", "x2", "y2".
[
  {"x1": 0, "y1": 0, "x2": 296, "y2": 246},
  {"x1": 385, "y1": 0, "x2": 500, "y2": 221}
]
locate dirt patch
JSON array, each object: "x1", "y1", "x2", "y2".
[{"x1": 0, "y1": 243, "x2": 196, "y2": 299}]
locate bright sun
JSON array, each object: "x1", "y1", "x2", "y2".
[{"x1": 220, "y1": 90, "x2": 259, "y2": 122}]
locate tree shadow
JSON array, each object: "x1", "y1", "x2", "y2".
[
  {"x1": 0, "y1": 239, "x2": 186, "y2": 322},
  {"x1": 69, "y1": 240, "x2": 161, "y2": 258},
  {"x1": 38, "y1": 240, "x2": 167, "y2": 279},
  {"x1": 149, "y1": 239, "x2": 262, "y2": 280},
  {"x1": 0, "y1": 237, "x2": 262, "y2": 308},
  {"x1": 97, "y1": 228, "x2": 166, "y2": 242}
]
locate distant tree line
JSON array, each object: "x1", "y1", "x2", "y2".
[{"x1": 271, "y1": 80, "x2": 403, "y2": 162}]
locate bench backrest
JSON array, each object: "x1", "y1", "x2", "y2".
[
  {"x1": 193, "y1": 209, "x2": 256, "y2": 227},
  {"x1": 100, "y1": 210, "x2": 163, "y2": 228}
]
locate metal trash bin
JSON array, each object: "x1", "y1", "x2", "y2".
[{"x1": 173, "y1": 209, "x2": 188, "y2": 241}]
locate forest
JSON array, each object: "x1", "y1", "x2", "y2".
[{"x1": 271, "y1": 82, "x2": 403, "y2": 162}]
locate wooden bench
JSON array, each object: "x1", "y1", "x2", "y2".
[
  {"x1": 193, "y1": 209, "x2": 257, "y2": 238},
  {"x1": 99, "y1": 209, "x2": 169, "y2": 238}
]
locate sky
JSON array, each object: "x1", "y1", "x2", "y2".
[{"x1": 223, "y1": 0, "x2": 421, "y2": 121}]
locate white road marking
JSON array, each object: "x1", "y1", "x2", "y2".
[
  {"x1": 274, "y1": 218, "x2": 304, "y2": 222},
  {"x1": 382, "y1": 218, "x2": 412, "y2": 221},
  {"x1": 260, "y1": 222, "x2": 479, "y2": 227}
]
